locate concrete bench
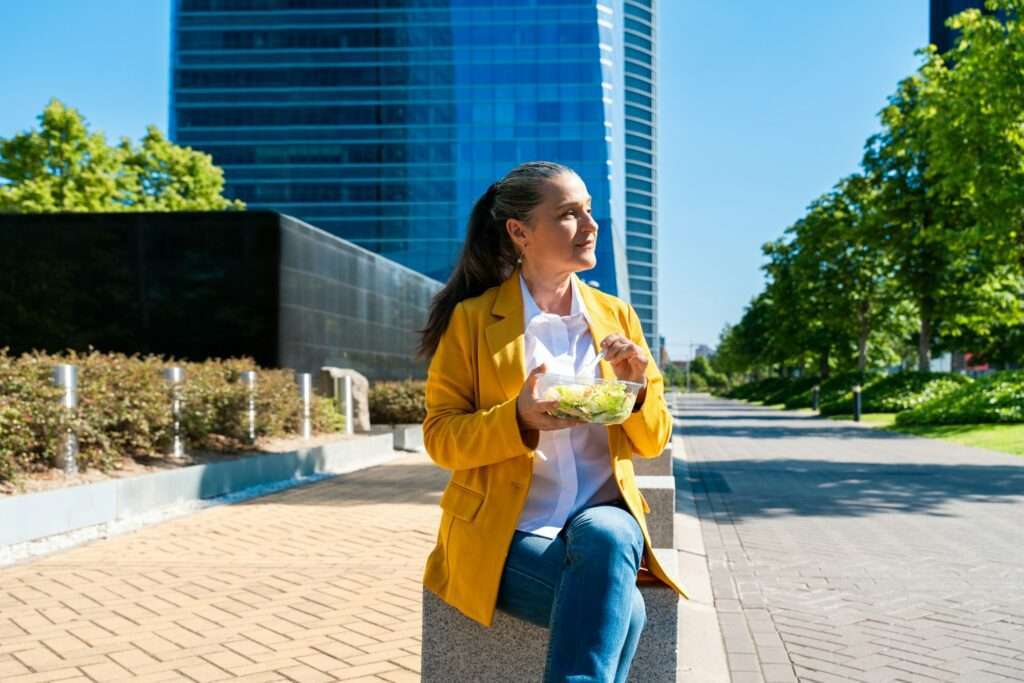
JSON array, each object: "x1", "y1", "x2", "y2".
[
  {"x1": 633, "y1": 443, "x2": 673, "y2": 476},
  {"x1": 421, "y1": 548, "x2": 681, "y2": 682}
]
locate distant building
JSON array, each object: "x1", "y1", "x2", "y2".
[
  {"x1": 930, "y1": 0, "x2": 985, "y2": 53},
  {"x1": 694, "y1": 344, "x2": 713, "y2": 359}
]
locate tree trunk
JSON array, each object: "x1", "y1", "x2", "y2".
[
  {"x1": 818, "y1": 347, "x2": 830, "y2": 379},
  {"x1": 918, "y1": 314, "x2": 932, "y2": 372},
  {"x1": 857, "y1": 304, "x2": 869, "y2": 372}
]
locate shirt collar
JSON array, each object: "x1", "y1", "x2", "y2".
[{"x1": 519, "y1": 271, "x2": 592, "y2": 327}]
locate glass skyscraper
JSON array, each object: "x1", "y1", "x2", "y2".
[{"x1": 171, "y1": 0, "x2": 661, "y2": 361}]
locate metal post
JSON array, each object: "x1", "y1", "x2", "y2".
[
  {"x1": 343, "y1": 375, "x2": 353, "y2": 435},
  {"x1": 853, "y1": 384, "x2": 862, "y2": 422},
  {"x1": 242, "y1": 370, "x2": 257, "y2": 443},
  {"x1": 296, "y1": 372, "x2": 312, "y2": 440},
  {"x1": 163, "y1": 367, "x2": 186, "y2": 459},
  {"x1": 51, "y1": 364, "x2": 79, "y2": 476},
  {"x1": 812, "y1": 385, "x2": 820, "y2": 412}
]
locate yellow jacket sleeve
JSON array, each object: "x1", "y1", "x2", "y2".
[
  {"x1": 423, "y1": 302, "x2": 533, "y2": 471},
  {"x1": 619, "y1": 304, "x2": 673, "y2": 458}
]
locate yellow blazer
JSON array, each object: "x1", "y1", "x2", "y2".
[{"x1": 421, "y1": 266, "x2": 690, "y2": 627}]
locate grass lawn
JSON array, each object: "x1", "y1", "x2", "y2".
[
  {"x1": 823, "y1": 412, "x2": 1024, "y2": 456},
  {"x1": 755, "y1": 401, "x2": 815, "y2": 414},
  {"x1": 885, "y1": 422, "x2": 1024, "y2": 456},
  {"x1": 757, "y1": 403, "x2": 1024, "y2": 457},
  {"x1": 826, "y1": 412, "x2": 899, "y2": 427}
]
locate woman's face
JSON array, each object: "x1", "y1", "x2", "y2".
[{"x1": 508, "y1": 172, "x2": 598, "y2": 274}]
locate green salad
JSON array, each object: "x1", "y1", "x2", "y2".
[{"x1": 543, "y1": 381, "x2": 635, "y2": 424}]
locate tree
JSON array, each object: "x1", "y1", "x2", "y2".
[
  {"x1": 762, "y1": 232, "x2": 849, "y2": 378},
  {"x1": 0, "y1": 99, "x2": 243, "y2": 212},
  {"x1": 711, "y1": 323, "x2": 750, "y2": 383},
  {"x1": 919, "y1": 0, "x2": 1024, "y2": 271},
  {"x1": 863, "y1": 75, "x2": 1021, "y2": 371},
  {"x1": 790, "y1": 176, "x2": 915, "y2": 372}
]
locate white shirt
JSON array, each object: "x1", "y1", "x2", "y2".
[{"x1": 515, "y1": 272, "x2": 621, "y2": 539}]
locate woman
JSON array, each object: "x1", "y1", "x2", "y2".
[{"x1": 418, "y1": 161, "x2": 689, "y2": 682}]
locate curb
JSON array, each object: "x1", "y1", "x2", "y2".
[
  {"x1": 672, "y1": 403, "x2": 730, "y2": 682},
  {"x1": 0, "y1": 433, "x2": 403, "y2": 566}
]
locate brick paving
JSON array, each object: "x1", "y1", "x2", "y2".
[
  {"x1": 679, "y1": 395, "x2": 1024, "y2": 683},
  {"x1": 0, "y1": 454, "x2": 446, "y2": 682}
]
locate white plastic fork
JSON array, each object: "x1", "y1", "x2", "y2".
[{"x1": 576, "y1": 349, "x2": 606, "y2": 379}]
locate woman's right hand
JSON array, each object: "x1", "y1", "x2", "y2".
[{"x1": 516, "y1": 363, "x2": 585, "y2": 432}]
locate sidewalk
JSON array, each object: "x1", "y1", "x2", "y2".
[
  {"x1": 680, "y1": 394, "x2": 1024, "y2": 683},
  {"x1": 1, "y1": 417, "x2": 710, "y2": 682},
  {"x1": 0, "y1": 454, "x2": 446, "y2": 682}
]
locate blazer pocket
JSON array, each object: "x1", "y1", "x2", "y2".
[{"x1": 439, "y1": 482, "x2": 485, "y2": 522}]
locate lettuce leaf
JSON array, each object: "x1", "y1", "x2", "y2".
[{"x1": 542, "y1": 381, "x2": 635, "y2": 424}]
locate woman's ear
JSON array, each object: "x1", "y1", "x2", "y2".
[{"x1": 506, "y1": 218, "x2": 529, "y2": 250}]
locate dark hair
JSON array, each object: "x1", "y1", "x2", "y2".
[{"x1": 417, "y1": 160, "x2": 574, "y2": 359}]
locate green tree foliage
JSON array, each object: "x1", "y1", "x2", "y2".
[
  {"x1": 0, "y1": 99, "x2": 244, "y2": 212},
  {"x1": 864, "y1": 74, "x2": 1022, "y2": 371},
  {"x1": 918, "y1": 0, "x2": 1024, "y2": 270},
  {"x1": 718, "y1": 0, "x2": 1024, "y2": 382}
]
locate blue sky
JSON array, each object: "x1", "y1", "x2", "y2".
[{"x1": 0, "y1": 0, "x2": 928, "y2": 361}]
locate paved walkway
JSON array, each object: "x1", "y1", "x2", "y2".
[
  {"x1": 679, "y1": 395, "x2": 1024, "y2": 683},
  {"x1": 0, "y1": 454, "x2": 447, "y2": 682}
]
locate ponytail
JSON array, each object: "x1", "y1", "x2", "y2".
[{"x1": 417, "y1": 160, "x2": 572, "y2": 359}]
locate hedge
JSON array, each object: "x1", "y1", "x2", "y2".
[
  {"x1": 726, "y1": 377, "x2": 791, "y2": 402},
  {"x1": 785, "y1": 370, "x2": 884, "y2": 410},
  {"x1": 762, "y1": 376, "x2": 821, "y2": 407},
  {"x1": 368, "y1": 379, "x2": 427, "y2": 425},
  {"x1": 894, "y1": 370, "x2": 1024, "y2": 425},
  {"x1": 819, "y1": 371, "x2": 972, "y2": 416},
  {"x1": 0, "y1": 347, "x2": 345, "y2": 483}
]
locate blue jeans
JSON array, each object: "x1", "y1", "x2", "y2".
[{"x1": 496, "y1": 499, "x2": 647, "y2": 683}]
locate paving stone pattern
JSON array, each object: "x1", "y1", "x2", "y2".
[
  {"x1": 679, "y1": 395, "x2": 1024, "y2": 683},
  {"x1": 0, "y1": 454, "x2": 445, "y2": 682}
]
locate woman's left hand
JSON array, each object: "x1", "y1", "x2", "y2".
[{"x1": 599, "y1": 334, "x2": 648, "y2": 385}]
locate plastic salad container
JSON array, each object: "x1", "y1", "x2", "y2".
[{"x1": 536, "y1": 373, "x2": 642, "y2": 425}]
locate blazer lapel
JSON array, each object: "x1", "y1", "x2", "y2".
[{"x1": 485, "y1": 268, "x2": 527, "y2": 402}]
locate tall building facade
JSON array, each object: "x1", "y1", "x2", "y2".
[
  {"x1": 171, "y1": 0, "x2": 661, "y2": 361},
  {"x1": 618, "y1": 0, "x2": 658, "y2": 358}
]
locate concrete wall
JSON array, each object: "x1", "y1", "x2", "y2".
[
  {"x1": 277, "y1": 215, "x2": 442, "y2": 381},
  {"x1": 0, "y1": 211, "x2": 443, "y2": 381},
  {"x1": 0, "y1": 433, "x2": 396, "y2": 549}
]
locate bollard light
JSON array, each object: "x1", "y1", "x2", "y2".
[
  {"x1": 242, "y1": 370, "x2": 257, "y2": 444},
  {"x1": 163, "y1": 367, "x2": 186, "y2": 459},
  {"x1": 51, "y1": 364, "x2": 79, "y2": 476},
  {"x1": 334, "y1": 375, "x2": 354, "y2": 436},
  {"x1": 853, "y1": 384, "x2": 862, "y2": 422},
  {"x1": 296, "y1": 372, "x2": 312, "y2": 440}
]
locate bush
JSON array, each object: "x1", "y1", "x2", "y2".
[
  {"x1": 690, "y1": 357, "x2": 728, "y2": 390},
  {"x1": 895, "y1": 370, "x2": 1024, "y2": 425},
  {"x1": 686, "y1": 373, "x2": 710, "y2": 392},
  {"x1": 369, "y1": 379, "x2": 426, "y2": 424},
  {"x1": 787, "y1": 370, "x2": 884, "y2": 411},
  {"x1": 762, "y1": 376, "x2": 821, "y2": 406},
  {"x1": 0, "y1": 346, "x2": 345, "y2": 483},
  {"x1": 832, "y1": 371, "x2": 973, "y2": 414},
  {"x1": 0, "y1": 351, "x2": 63, "y2": 481},
  {"x1": 727, "y1": 377, "x2": 786, "y2": 401}
]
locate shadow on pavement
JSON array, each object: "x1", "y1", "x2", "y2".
[
  {"x1": 675, "y1": 422, "x2": 910, "y2": 440},
  {"x1": 673, "y1": 456, "x2": 1024, "y2": 522},
  {"x1": 232, "y1": 461, "x2": 447, "y2": 508}
]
